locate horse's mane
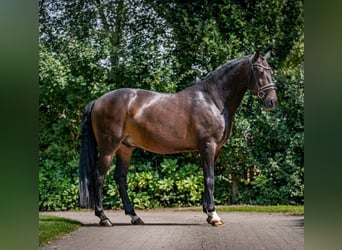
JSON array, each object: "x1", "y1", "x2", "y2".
[{"x1": 198, "y1": 55, "x2": 251, "y2": 84}]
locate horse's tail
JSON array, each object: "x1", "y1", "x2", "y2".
[{"x1": 78, "y1": 100, "x2": 97, "y2": 208}]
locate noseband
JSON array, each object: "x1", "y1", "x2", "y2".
[{"x1": 249, "y1": 61, "x2": 277, "y2": 99}]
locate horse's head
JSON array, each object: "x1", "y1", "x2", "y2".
[{"x1": 249, "y1": 50, "x2": 278, "y2": 109}]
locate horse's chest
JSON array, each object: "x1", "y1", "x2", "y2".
[
  {"x1": 214, "y1": 114, "x2": 231, "y2": 144},
  {"x1": 194, "y1": 108, "x2": 230, "y2": 142}
]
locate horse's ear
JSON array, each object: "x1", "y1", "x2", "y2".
[
  {"x1": 265, "y1": 50, "x2": 272, "y2": 61},
  {"x1": 253, "y1": 49, "x2": 260, "y2": 62}
]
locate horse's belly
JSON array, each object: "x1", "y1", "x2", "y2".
[{"x1": 123, "y1": 133, "x2": 197, "y2": 154}]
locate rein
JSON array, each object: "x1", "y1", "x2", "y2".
[{"x1": 249, "y1": 61, "x2": 277, "y2": 99}]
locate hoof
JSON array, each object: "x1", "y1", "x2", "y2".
[
  {"x1": 211, "y1": 219, "x2": 224, "y2": 227},
  {"x1": 99, "y1": 219, "x2": 113, "y2": 227},
  {"x1": 131, "y1": 216, "x2": 144, "y2": 225},
  {"x1": 207, "y1": 216, "x2": 224, "y2": 226}
]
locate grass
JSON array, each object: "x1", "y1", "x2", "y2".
[
  {"x1": 174, "y1": 205, "x2": 304, "y2": 215},
  {"x1": 39, "y1": 215, "x2": 82, "y2": 247},
  {"x1": 216, "y1": 205, "x2": 304, "y2": 214}
]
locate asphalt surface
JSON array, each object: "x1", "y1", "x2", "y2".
[{"x1": 40, "y1": 209, "x2": 304, "y2": 250}]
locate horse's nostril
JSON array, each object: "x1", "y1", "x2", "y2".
[{"x1": 266, "y1": 98, "x2": 277, "y2": 109}]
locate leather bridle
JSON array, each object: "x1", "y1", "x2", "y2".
[{"x1": 249, "y1": 61, "x2": 277, "y2": 99}]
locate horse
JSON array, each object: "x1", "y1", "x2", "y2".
[{"x1": 78, "y1": 50, "x2": 278, "y2": 227}]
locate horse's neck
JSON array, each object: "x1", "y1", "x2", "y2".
[{"x1": 205, "y1": 63, "x2": 249, "y2": 115}]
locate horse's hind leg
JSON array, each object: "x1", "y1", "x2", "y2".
[
  {"x1": 114, "y1": 145, "x2": 144, "y2": 225},
  {"x1": 94, "y1": 153, "x2": 114, "y2": 226}
]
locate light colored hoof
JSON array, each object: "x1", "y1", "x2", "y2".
[
  {"x1": 211, "y1": 219, "x2": 224, "y2": 226},
  {"x1": 207, "y1": 215, "x2": 224, "y2": 226},
  {"x1": 99, "y1": 219, "x2": 113, "y2": 227},
  {"x1": 131, "y1": 216, "x2": 144, "y2": 225}
]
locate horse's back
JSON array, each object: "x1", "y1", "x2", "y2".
[{"x1": 93, "y1": 88, "x2": 173, "y2": 119}]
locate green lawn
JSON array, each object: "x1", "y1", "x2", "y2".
[
  {"x1": 216, "y1": 205, "x2": 304, "y2": 214},
  {"x1": 39, "y1": 215, "x2": 82, "y2": 247},
  {"x1": 175, "y1": 205, "x2": 304, "y2": 215}
]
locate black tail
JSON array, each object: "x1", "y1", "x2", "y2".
[{"x1": 78, "y1": 100, "x2": 97, "y2": 208}]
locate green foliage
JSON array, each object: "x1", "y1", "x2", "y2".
[
  {"x1": 102, "y1": 159, "x2": 203, "y2": 209},
  {"x1": 39, "y1": 0, "x2": 304, "y2": 210},
  {"x1": 39, "y1": 143, "x2": 79, "y2": 210},
  {"x1": 216, "y1": 59, "x2": 304, "y2": 205}
]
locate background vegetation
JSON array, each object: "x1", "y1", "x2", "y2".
[{"x1": 39, "y1": 0, "x2": 304, "y2": 211}]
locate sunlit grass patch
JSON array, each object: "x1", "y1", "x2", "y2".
[
  {"x1": 216, "y1": 205, "x2": 304, "y2": 215},
  {"x1": 175, "y1": 205, "x2": 304, "y2": 215},
  {"x1": 39, "y1": 215, "x2": 81, "y2": 247}
]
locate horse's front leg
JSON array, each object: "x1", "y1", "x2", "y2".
[
  {"x1": 200, "y1": 142, "x2": 224, "y2": 226},
  {"x1": 94, "y1": 153, "x2": 113, "y2": 226}
]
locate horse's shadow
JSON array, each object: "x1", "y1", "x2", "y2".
[{"x1": 82, "y1": 222, "x2": 202, "y2": 227}]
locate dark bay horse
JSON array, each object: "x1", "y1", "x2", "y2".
[{"x1": 79, "y1": 50, "x2": 278, "y2": 226}]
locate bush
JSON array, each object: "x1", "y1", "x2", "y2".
[
  {"x1": 102, "y1": 158, "x2": 204, "y2": 209},
  {"x1": 39, "y1": 144, "x2": 79, "y2": 211}
]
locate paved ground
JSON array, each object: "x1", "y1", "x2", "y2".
[{"x1": 40, "y1": 209, "x2": 304, "y2": 250}]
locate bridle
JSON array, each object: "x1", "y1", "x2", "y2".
[{"x1": 249, "y1": 61, "x2": 277, "y2": 99}]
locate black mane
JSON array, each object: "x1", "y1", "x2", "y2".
[{"x1": 199, "y1": 55, "x2": 251, "y2": 84}]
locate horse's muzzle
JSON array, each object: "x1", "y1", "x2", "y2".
[{"x1": 264, "y1": 97, "x2": 278, "y2": 110}]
